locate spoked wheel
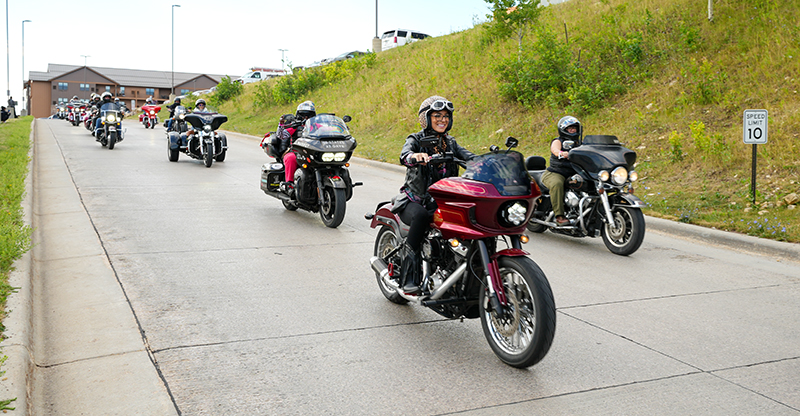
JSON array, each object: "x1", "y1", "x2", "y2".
[
  {"x1": 203, "y1": 142, "x2": 214, "y2": 168},
  {"x1": 601, "y1": 206, "x2": 645, "y2": 256},
  {"x1": 480, "y1": 256, "x2": 556, "y2": 368},
  {"x1": 373, "y1": 226, "x2": 407, "y2": 305},
  {"x1": 108, "y1": 131, "x2": 116, "y2": 150},
  {"x1": 319, "y1": 186, "x2": 346, "y2": 228}
]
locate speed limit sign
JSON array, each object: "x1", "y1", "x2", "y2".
[{"x1": 743, "y1": 109, "x2": 768, "y2": 144}]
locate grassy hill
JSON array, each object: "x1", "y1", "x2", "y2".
[{"x1": 213, "y1": 0, "x2": 799, "y2": 242}]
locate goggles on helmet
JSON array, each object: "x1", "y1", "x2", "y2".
[{"x1": 430, "y1": 100, "x2": 454, "y2": 112}]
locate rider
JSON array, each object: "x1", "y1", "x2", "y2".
[
  {"x1": 277, "y1": 101, "x2": 317, "y2": 194},
  {"x1": 541, "y1": 116, "x2": 582, "y2": 225},
  {"x1": 165, "y1": 97, "x2": 182, "y2": 130},
  {"x1": 193, "y1": 98, "x2": 211, "y2": 113},
  {"x1": 94, "y1": 92, "x2": 121, "y2": 139},
  {"x1": 394, "y1": 95, "x2": 475, "y2": 294}
]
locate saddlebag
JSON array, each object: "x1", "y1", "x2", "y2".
[{"x1": 260, "y1": 163, "x2": 284, "y2": 193}]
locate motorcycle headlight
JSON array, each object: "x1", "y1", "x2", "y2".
[
  {"x1": 321, "y1": 152, "x2": 335, "y2": 162},
  {"x1": 598, "y1": 170, "x2": 610, "y2": 182},
  {"x1": 106, "y1": 114, "x2": 117, "y2": 123},
  {"x1": 611, "y1": 167, "x2": 628, "y2": 185},
  {"x1": 178, "y1": 114, "x2": 185, "y2": 120},
  {"x1": 628, "y1": 170, "x2": 638, "y2": 182},
  {"x1": 334, "y1": 152, "x2": 347, "y2": 161},
  {"x1": 499, "y1": 201, "x2": 528, "y2": 227},
  {"x1": 149, "y1": 110, "x2": 155, "y2": 115},
  {"x1": 204, "y1": 125, "x2": 212, "y2": 132}
]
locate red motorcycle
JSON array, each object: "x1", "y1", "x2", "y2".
[
  {"x1": 366, "y1": 137, "x2": 556, "y2": 368},
  {"x1": 139, "y1": 104, "x2": 161, "y2": 129},
  {"x1": 67, "y1": 104, "x2": 85, "y2": 126}
]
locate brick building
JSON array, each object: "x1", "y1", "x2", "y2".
[{"x1": 25, "y1": 64, "x2": 228, "y2": 118}]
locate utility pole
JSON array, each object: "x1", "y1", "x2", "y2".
[
  {"x1": 22, "y1": 20, "x2": 31, "y2": 113},
  {"x1": 80, "y1": 55, "x2": 90, "y2": 99},
  {"x1": 172, "y1": 4, "x2": 181, "y2": 96},
  {"x1": 279, "y1": 49, "x2": 288, "y2": 74},
  {"x1": 6, "y1": 0, "x2": 10, "y2": 98}
]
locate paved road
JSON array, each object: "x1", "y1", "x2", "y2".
[{"x1": 6, "y1": 118, "x2": 800, "y2": 415}]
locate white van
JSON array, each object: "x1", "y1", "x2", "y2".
[{"x1": 380, "y1": 29, "x2": 430, "y2": 51}]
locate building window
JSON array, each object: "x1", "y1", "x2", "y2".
[
  {"x1": 58, "y1": 82, "x2": 68, "y2": 91},
  {"x1": 105, "y1": 86, "x2": 111, "y2": 92},
  {"x1": 146, "y1": 88, "x2": 155, "y2": 96},
  {"x1": 180, "y1": 89, "x2": 191, "y2": 95},
  {"x1": 119, "y1": 87, "x2": 125, "y2": 96},
  {"x1": 80, "y1": 83, "x2": 90, "y2": 91},
  {"x1": 57, "y1": 97, "x2": 69, "y2": 104}
]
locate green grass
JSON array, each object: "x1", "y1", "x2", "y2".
[
  {"x1": 0, "y1": 116, "x2": 32, "y2": 331},
  {"x1": 207, "y1": 0, "x2": 799, "y2": 242}
]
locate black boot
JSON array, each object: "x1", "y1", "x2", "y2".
[{"x1": 401, "y1": 248, "x2": 422, "y2": 294}]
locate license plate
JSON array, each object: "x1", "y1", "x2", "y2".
[{"x1": 108, "y1": 126, "x2": 116, "y2": 131}]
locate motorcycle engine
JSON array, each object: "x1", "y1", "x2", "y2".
[
  {"x1": 565, "y1": 190, "x2": 580, "y2": 208},
  {"x1": 293, "y1": 169, "x2": 315, "y2": 203}
]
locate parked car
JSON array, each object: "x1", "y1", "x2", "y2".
[
  {"x1": 235, "y1": 68, "x2": 285, "y2": 84},
  {"x1": 331, "y1": 50, "x2": 367, "y2": 62},
  {"x1": 381, "y1": 29, "x2": 430, "y2": 50}
]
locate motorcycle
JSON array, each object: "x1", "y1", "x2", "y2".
[
  {"x1": 167, "y1": 112, "x2": 228, "y2": 167},
  {"x1": 139, "y1": 104, "x2": 161, "y2": 129},
  {"x1": 259, "y1": 114, "x2": 362, "y2": 228},
  {"x1": 525, "y1": 134, "x2": 646, "y2": 256},
  {"x1": 85, "y1": 107, "x2": 99, "y2": 131},
  {"x1": 166, "y1": 105, "x2": 188, "y2": 133},
  {"x1": 67, "y1": 104, "x2": 84, "y2": 126},
  {"x1": 56, "y1": 105, "x2": 67, "y2": 119},
  {"x1": 95, "y1": 106, "x2": 124, "y2": 150},
  {"x1": 366, "y1": 137, "x2": 556, "y2": 368}
]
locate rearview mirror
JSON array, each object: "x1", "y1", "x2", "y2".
[
  {"x1": 505, "y1": 136, "x2": 518, "y2": 149},
  {"x1": 342, "y1": 115, "x2": 352, "y2": 123},
  {"x1": 562, "y1": 140, "x2": 575, "y2": 150}
]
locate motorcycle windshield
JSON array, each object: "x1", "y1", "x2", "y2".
[
  {"x1": 174, "y1": 106, "x2": 187, "y2": 116},
  {"x1": 302, "y1": 114, "x2": 350, "y2": 139},
  {"x1": 100, "y1": 102, "x2": 122, "y2": 112},
  {"x1": 462, "y1": 151, "x2": 532, "y2": 196}
]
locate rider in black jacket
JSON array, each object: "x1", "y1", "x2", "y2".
[{"x1": 394, "y1": 95, "x2": 475, "y2": 293}]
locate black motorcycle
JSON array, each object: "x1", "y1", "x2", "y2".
[
  {"x1": 526, "y1": 135, "x2": 646, "y2": 256},
  {"x1": 167, "y1": 112, "x2": 228, "y2": 167},
  {"x1": 260, "y1": 114, "x2": 362, "y2": 228},
  {"x1": 166, "y1": 105, "x2": 188, "y2": 133},
  {"x1": 95, "y1": 104, "x2": 124, "y2": 150}
]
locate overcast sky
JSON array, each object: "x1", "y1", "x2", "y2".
[{"x1": 1, "y1": 0, "x2": 497, "y2": 104}]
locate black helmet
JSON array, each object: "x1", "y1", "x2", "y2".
[
  {"x1": 174, "y1": 98, "x2": 181, "y2": 104},
  {"x1": 295, "y1": 101, "x2": 316, "y2": 119},
  {"x1": 557, "y1": 116, "x2": 581, "y2": 139},
  {"x1": 280, "y1": 113, "x2": 295, "y2": 126},
  {"x1": 418, "y1": 95, "x2": 453, "y2": 133},
  {"x1": 101, "y1": 92, "x2": 112, "y2": 101}
]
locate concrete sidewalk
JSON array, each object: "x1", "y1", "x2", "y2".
[
  {"x1": 0, "y1": 120, "x2": 177, "y2": 415},
  {"x1": 1, "y1": 123, "x2": 798, "y2": 414}
]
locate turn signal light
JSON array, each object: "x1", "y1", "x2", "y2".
[
  {"x1": 449, "y1": 239, "x2": 460, "y2": 247},
  {"x1": 520, "y1": 235, "x2": 529, "y2": 244}
]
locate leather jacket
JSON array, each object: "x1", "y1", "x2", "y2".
[{"x1": 398, "y1": 131, "x2": 475, "y2": 204}]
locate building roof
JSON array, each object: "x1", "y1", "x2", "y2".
[{"x1": 28, "y1": 63, "x2": 229, "y2": 88}]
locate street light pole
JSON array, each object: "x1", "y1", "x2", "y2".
[
  {"x1": 278, "y1": 49, "x2": 287, "y2": 74},
  {"x1": 172, "y1": 4, "x2": 180, "y2": 96},
  {"x1": 22, "y1": 20, "x2": 30, "y2": 114},
  {"x1": 80, "y1": 55, "x2": 89, "y2": 99}
]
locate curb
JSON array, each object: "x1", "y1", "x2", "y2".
[{"x1": 0, "y1": 120, "x2": 36, "y2": 414}]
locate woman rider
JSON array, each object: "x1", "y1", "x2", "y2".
[{"x1": 394, "y1": 95, "x2": 475, "y2": 294}]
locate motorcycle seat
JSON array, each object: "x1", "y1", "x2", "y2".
[{"x1": 529, "y1": 171, "x2": 549, "y2": 193}]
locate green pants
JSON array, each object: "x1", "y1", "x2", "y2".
[{"x1": 541, "y1": 171, "x2": 566, "y2": 217}]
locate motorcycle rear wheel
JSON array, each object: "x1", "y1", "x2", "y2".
[
  {"x1": 319, "y1": 186, "x2": 346, "y2": 228},
  {"x1": 601, "y1": 206, "x2": 645, "y2": 256},
  {"x1": 215, "y1": 149, "x2": 226, "y2": 162},
  {"x1": 480, "y1": 256, "x2": 556, "y2": 368},
  {"x1": 167, "y1": 141, "x2": 179, "y2": 162},
  {"x1": 281, "y1": 200, "x2": 298, "y2": 211},
  {"x1": 373, "y1": 226, "x2": 408, "y2": 305},
  {"x1": 526, "y1": 217, "x2": 547, "y2": 233}
]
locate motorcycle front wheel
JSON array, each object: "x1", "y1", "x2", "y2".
[
  {"x1": 319, "y1": 186, "x2": 346, "y2": 228},
  {"x1": 108, "y1": 131, "x2": 116, "y2": 150},
  {"x1": 601, "y1": 206, "x2": 645, "y2": 256},
  {"x1": 373, "y1": 226, "x2": 407, "y2": 305},
  {"x1": 480, "y1": 256, "x2": 556, "y2": 368},
  {"x1": 203, "y1": 142, "x2": 213, "y2": 168}
]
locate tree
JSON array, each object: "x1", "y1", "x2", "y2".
[{"x1": 484, "y1": 0, "x2": 543, "y2": 52}]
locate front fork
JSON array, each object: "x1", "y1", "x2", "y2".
[{"x1": 476, "y1": 240, "x2": 508, "y2": 312}]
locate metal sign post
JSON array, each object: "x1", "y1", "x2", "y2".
[{"x1": 743, "y1": 109, "x2": 768, "y2": 205}]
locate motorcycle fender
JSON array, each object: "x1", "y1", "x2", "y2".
[
  {"x1": 489, "y1": 248, "x2": 530, "y2": 261},
  {"x1": 167, "y1": 132, "x2": 181, "y2": 150},
  {"x1": 617, "y1": 193, "x2": 647, "y2": 209},
  {"x1": 323, "y1": 175, "x2": 347, "y2": 189},
  {"x1": 370, "y1": 204, "x2": 402, "y2": 233}
]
